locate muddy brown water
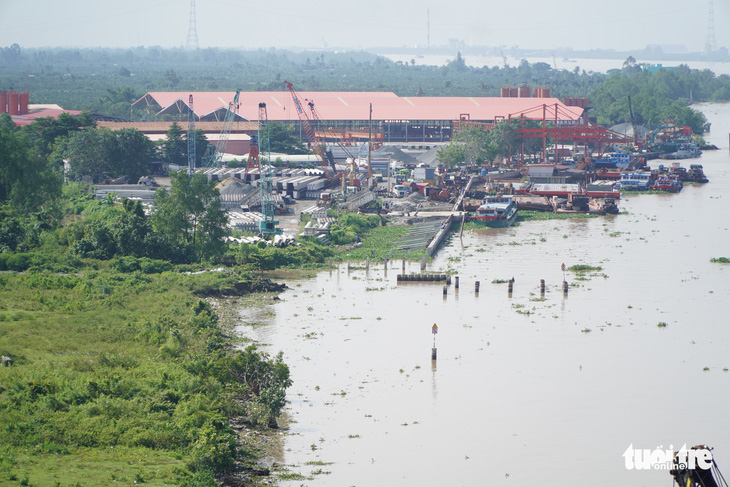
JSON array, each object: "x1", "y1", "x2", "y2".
[{"x1": 237, "y1": 103, "x2": 730, "y2": 486}]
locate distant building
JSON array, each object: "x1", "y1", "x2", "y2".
[{"x1": 131, "y1": 91, "x2": 584, "y2": 145}]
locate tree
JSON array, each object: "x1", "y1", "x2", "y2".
[
  {"x1": 62, "y1": 127, "x2": 118, "y2": 182},
  {"x1": 113, "y1": 128, "x2": 154, "y2": 181},
  {"x1": 152, "y1": 170, "x2": 228, "y2": 262},
  {"x1": 260, "y1": 122, "x2": 308, "y2": 155},
  {"x1": 20, "y1": 112, "x2": 96, "y2": 157},
  {"x1": 0, "y1": 113, "x2": 62, "y2": 211},
  {"x1": 436, "y1": 142, "x2": 465, "y2": 168},
  {"x1": 163, "y1": 122, "x2": 187, "y2": 166}
]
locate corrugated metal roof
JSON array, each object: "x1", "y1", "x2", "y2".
[
  {"x1": 132, "y1": 91, "x2": 584, "y2": 123},
  {"x1": 97, "y1": 121, "x2": 258, "y2": 133},
  {"x1": 9, "y1": 105, "x2": 83, "y2": 126}
]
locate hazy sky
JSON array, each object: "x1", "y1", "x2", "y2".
[{"x1": 0, "y1": 0, "x2": 725, "y2": 53}]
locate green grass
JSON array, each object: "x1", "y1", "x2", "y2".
[
  {"x1": 338, "y1": 224, "x2": 427, "y2": 261},
  {"x1": 0, "y1": 267, "x2": 286, "y2": 485},
  {"x1": 516, "y1": 211, "x2": 600, "y2": 222}
]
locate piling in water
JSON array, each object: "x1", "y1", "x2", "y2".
[
  {"x1": 475, "y1": 281, "x2": 480, "y2": 294},
  {"x1": 431, "y1": 347, "x2": 437, "y2": 360},
  {"x1": 455, "y1": 276, "x2": 460, "y2": 289},
  {"x1": 508, "y1": 279, "x2": 514, "y2": 294},
  {"x1": 443, "y1": 285, "x2": 447, "y2": 295},
  {"x1": 540, "y1": 279, "x2": 545, "y2": 294},
  {"x1": 563, "y1": 281, "x2": 569, "y2": 294}
]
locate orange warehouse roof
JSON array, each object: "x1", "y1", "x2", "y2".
[{"x1": 133, "y1": 91, "x2": 584, "y2": 123}]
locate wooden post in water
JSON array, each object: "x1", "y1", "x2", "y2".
[
  {"x1": 455, "y1": 276, "x2": 460, "y2": 289},
  {"x1": 402, "y1": 258, "x2": 406, "y2": 272},
  {"x1": 384, "y1": 258, "x2": 388, "y2": 269},
  {"x1": 475, "y1": 280, "x2": 480, "y2": 294},
  {"x1": 563, "y1": 281, "x2": 569, "y2": 295},
  {"x1": 508, "y1": 278, "x2": 514, "y2": 294},
  {"x1": 432, "y1": 324, "x2": 438, "y2": 360},
  {"x1": 540, "y1": 279, "x2": 546, "y2": 295},
  {"x1": 366, "y1": 257, "x2": 370, "y2": 270}
]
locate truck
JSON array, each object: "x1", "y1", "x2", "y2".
[{"x1": 393, "y1": 184, "x2": 407, "y2": 198}]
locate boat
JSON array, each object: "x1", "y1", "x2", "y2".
[
  {"x1": 592, "y1": 150, "x2": 633, "y2": 169},
  {"x1": 615, "y1": 172, "x2": 653, "y2": 191},
  {"x1": 589, "y1": 196, "x2": 619, "y2": 215},
  {"x1": 652, "y1": 174, "x2": 683, "y2": 192},
  {"x1": 473, "y1": 195, "x2": 518, "y2": 227},
  {"x1": 687, "y1": 164, "x2": 709, "y2": 183},
  {"x1": 661, "y1": 142, "x2": 701, "y2": 160}
]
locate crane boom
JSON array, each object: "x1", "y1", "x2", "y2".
[
  {"x1": 201, "y1": 90, "x2": 240, "y2": 167},
  {"x1": 284, "y1": 81, "x2": 337, "y2": 176},
  {"x1": 187, "y1": 94, "x2": 196, "y2": 175}
]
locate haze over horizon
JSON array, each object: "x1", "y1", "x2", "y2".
[{"x1": 0, "y1": 0, "x2": 725, "y2": 54}]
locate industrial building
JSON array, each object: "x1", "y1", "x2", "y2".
[
  {"x1": 129, "y1": 89, "x2": 586, "y2": 147},
  {"x1": 0, "y1": 89, "x2": 83, "y2": 126}
]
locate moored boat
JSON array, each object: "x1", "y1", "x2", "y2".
[
  {"x1": 616, "y1": 172, "x2": 653, "y2": 191},
  {"x1": 473, "y1": 195, "x2": 518, "y2": 227},
  {"x1": 688, "y1": 164, "x2": 709, "y2": 183},
  {"x1": 652, "y1": 174, "x2": 683, "y2": 192}
]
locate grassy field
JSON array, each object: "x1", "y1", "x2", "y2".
[{"x1": 0, "y1": 267, "x2": 283, "y2": 486}]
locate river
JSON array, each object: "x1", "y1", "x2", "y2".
[
  {"x1": 237, "y1": 103, "x2": 730, "y2": 486},
  {"x1": 379, "y1": 53, "x2": 730, "y2": 76}
]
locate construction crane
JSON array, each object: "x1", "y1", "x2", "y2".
[
  {"x1": 257, "y1": 102, "x2": 281, "y2": 237},
  {"x1": 187, "y1": 94, "x2": 196, "y2": 175},
  {"x1": 627, "y1": 95, "x2": 638, "y2": 145},
  {"x1": 201, "y1": 90, "x2": 240, "y2": 167},
  {"x1": 284, "y1": 81, "x2": 337, "y2": 177}
]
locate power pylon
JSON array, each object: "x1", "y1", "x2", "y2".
[
  {"x1": 185, "y1": 0, "x2": 199, "y2": 50},
  {"x1": 705, "y1": 0, "x2": 717, "y2": 54}
]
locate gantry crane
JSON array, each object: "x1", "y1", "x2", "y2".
[{"x1": 201, "y1": 90, "x2": 241, "y2": 167}]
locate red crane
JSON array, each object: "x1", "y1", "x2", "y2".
[{"x1": 284, "y1": 81, "x2": 338, "y2": 177}]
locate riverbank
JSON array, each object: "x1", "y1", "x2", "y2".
[{"x1": 0, "y1": 265, "x2": 290, "y2": 486}]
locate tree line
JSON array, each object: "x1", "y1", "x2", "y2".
[{"x1": 1, "y1": 45, "x2": 726, "y2": 132}]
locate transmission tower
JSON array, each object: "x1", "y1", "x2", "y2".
[
  {"x1": 185, "y1": 0, "x2": 199, "y2": 50},
  {"x1": 705, "y1": 0, "x2": 717, "y2": 54}
]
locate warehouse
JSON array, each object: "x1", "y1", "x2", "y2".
[{"x1": 130, "y1": 89, "x2": 585, "y2": 145}]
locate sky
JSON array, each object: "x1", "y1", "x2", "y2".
[{"x1": 0, "y1": 0, "x2": 725, "y2": 53}]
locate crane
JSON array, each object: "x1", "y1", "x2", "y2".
[
  {"x1": 187, "y1": 94, "x2": 196, "y2": 175},
  {"x1": 257, "y1": 102, "x2": 281, "y2": 237},
  {"x1": 201, "y1": 90, "x2": 240, "y2": 167},
  {"x1": 627, "y1": 95, "x2": 638, "y2": 145},
  {"x1": 284, "y1": 81, "x2": 338, "y2": 177}
]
